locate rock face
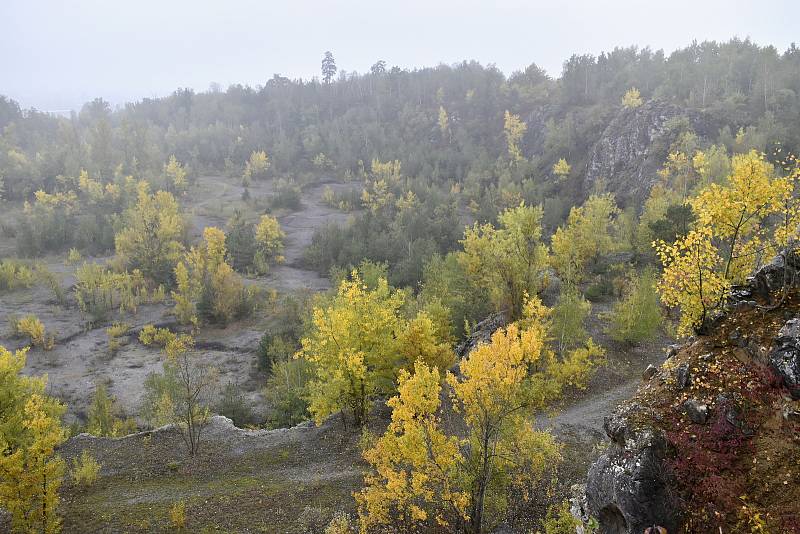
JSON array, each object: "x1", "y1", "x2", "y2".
[
  {"x1": 585, "y1": 405, "x2": 680, "y2": 534},
  {"x1": 769, "y1": 318, "x2": 800, "y2": 399},
  {"x1": 455, "y1": 312, "x2": 507, "y2": 360},
  {"x1": 583, "y1": 100, "x2": 712, "y2": 207}
]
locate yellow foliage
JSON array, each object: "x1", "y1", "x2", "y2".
[
  {"x1": 503, "y1": 110, "x2": 527, "y2": 162},
  {"x1": 0, "y1": 346, "x2": 66, "y2": 534},
  {"x1": 243, "y1": 150, "x2": 270, "y2": 181},
  {"x1": 71, "y1": 450, "x2": 101, "y2": 486},
  {"x1": 164, "y1": 155, "x2": 188, "y2": 193},
  {"x1": 622, "y1": 87, "x2": 643, "y2": 108},
  {"x1": 460, "y1": 203, "x2": 549, "y2": 318},
  {"x1": 16, "y1": 314, "x2": 52, "y2": 350},
  {"x1": 551, "y1": 193, "x2": 619, "y2": 286},
  {"x1": 552, "y1": 158, "x2": 571, "y2": 178},
  {"x1": 356, "y1": 361, "x2": 468, "y2": 531},
  {"x1": 254, "y1": 214, "x2": 285, "y2": 273},
  {"x1": 169, "y1": 500, "x2": 187, "y2": 529}
]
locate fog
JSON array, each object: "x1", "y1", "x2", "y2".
[{"x1": 2, "y1": 0, "x2": 798, "y2": 111}]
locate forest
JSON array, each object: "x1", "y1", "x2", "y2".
[{"x1": 1, "y1": 38, "x2": 800, "y2": 533}]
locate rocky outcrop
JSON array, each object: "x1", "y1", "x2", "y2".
[
  {"x1": 455, "y1": 312, "x2": 507, "y2": 360},
  {"x1": 585, "y1": 405, "x2": 680, "y2": 534},
  {"x1": 769, "y1": 319, "x2": 800, "y2": 399},
  {"x1": 583, "y1": 100, "x2": 712, "y2": 207}
]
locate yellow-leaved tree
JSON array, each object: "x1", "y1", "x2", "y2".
[
  {"x1": 0, "y1": 346, "x2": 66, "y2": 534},
  {"x1": 621, "y1": 87, "x2": 643, "y2": 108},
  {"x1": 253, "y1": 214, "x2": 285, "y2": 274},
  {"x1": 460, "y1": 203, "x2": 549, "y2": 319},
  {"x1": 503, "y1": 111, "x2": 527, "y2": 163},
  {"x1": 298, "y1": 272, "x2": 452, "y2": 427},
  {"x1": 552, "y1": 158, "x2": 571, "y2": 179},
  {"x1": 172, "y1": 226, "x2": 251, "y2": 325},
  {"x1": 164, "y1": 155, "x2": 189, "y2": 194},
  {"x1": 655, "y1": 150, "x2": 800, "y2": 335},
  {"x1": 114, "y1": 183, "x2": 186, "y2": 284},
  {"x1": 242, "y1": 150, "x2": 270, "y2": 183},
  {"x1": 358, "y1": 298, "x2": 598, "y2": 533},
  {"x1": 551, "y1": 193, "x2": 619, "y2": 287}
]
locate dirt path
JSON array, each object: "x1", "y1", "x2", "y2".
[{"x1": 190, "y1": 175, "x2": 358, "y2": 292}]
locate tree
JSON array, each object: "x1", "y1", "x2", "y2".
[
  {"x1": 358, "y1": 298, "x2": 596, "y2": 533},
  {"x1": 370, "y1": 60, "x2": 386, "y2": 75},
  {"x1": 503, "y1": 111, "x2": 527, "y2": 163},
  {"x1": 655, "y1": 150, "x2": 796, "y2": 335},
  {"x1": 299, "y1": 271, "x2": 452, "y2": 427},
  {"x1": 164, "y1": 155, "x2": 188, "y2": 193},
  {"x1": 322, "y1": 51, "x2": 338, "y2": 84},
  {"x1": 139, "y1": 328, "x2": 217, "y2": 456},
  {"x1": 298, "y1": 272, "x2": 407, "y2": 426},
  {"x1": 551, "y1": 193, "x2": 619, "y2": 287},
  {"x1": 552, "y1": 158, "x2": 571, "y2": 179},
  {"x1": 114, "y1": 183, "x2": 186, "y2": 284},
  {"x1": 607, "y1": 267, "x2": 662, "y2": 344},
  {"x1": 438, "y1": 106, "x2": 450, "y2": 142},
  {"x1": 242, "y1": 150, "x2": 270, "y2": 182},
  {"x1": 173, "y1": 226, "x2": 252, "y2": 325},
  {"x1": 0, "y1": 346, "x2": 66, "y2": 534},
  {"x1": 254, "y1": 214, "x2": 285, "y2": 273},
  {"x1": 356, "y1": 361, "x2": 468, "y2": 531},
  {"x1": 621, "y1": 87, "x2": 643, "y2": 108},
  {"x1": 460, "y1": 203, "x2": 549, "y2": 319}
]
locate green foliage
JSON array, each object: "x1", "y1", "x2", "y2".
[
  {"x1": 216, "y1": 381, "x2": 255, "y2": 427},
  {"x1": 607, "y1": 268, "x2": 662, "y2": 344},
  {"x1": 87, "y1": 382, "x2": 136, "y2": 437},
  {"x1": 264, "y1": 358, "x2": 313, "y2": 428},
  {"x1": 542, "y1": 500, "x2": 597, "y2": 534},
  {"x1": 71, "y1": 450, "x2": 101, "y2": 487},
  {"x1": 0, "y1": 259, "x2": 35, "y2": 291},
  {"x1": 460, "y1": 203, "x2": 549, "y2": 319},
  {"x1": 551, "y1": 288, "x2": 591, "y2": 353}
]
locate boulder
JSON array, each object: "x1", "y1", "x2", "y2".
[
  {"x1": 675, "y1": 363, "x2": 691, "y2": 390},
  {"x1": 642, "y1": 365, "x2": 658, "y2": 381},
  {"x1": 682, "y1": 399, "x2": 709, "y2": 424},
  {"x1": 749, "y1": 250, "x2": 800, "y2": 302},
  {"x1": 768, "y1": 318, "x2": 800, "y2": 399},
  {"x1": 587, "y1": 405, "x2": 680, "y2": 534}
]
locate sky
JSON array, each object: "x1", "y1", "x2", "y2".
[{"x1": 2, "y1": 0, "x2": 798, "y2": 112}]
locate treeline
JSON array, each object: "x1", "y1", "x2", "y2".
[{"x1": 2, "y1": 38, "x2": 799, "y2": 205}]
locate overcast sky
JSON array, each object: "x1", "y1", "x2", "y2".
[{"x1": 2, "y1": 0, "x2": 798, "y2": 112}]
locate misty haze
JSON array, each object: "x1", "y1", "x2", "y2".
[{"x1": 0, "y1": 1, "x2": 799, "y2": 533}]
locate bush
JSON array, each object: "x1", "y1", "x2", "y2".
[
  {"x1": 270, "y1": 178, "x2": 302, "y2": 210},
  {"x1": 72, "y1": 450, "x2": 101, "y2": 487},
  {"x1": 551, "y1": 288, "x2": 591, "y2": 353},
  {"x1": 169, "y1": 500, "x2": 187, "y2": 529},
  {"x1": 216, "y1": 381, "x2": 255, "y2": 427},
  {"x1": 324, "y1": 512, "x2": 354, "y2": 534},
  {"x1": 106, "y1": 322, "x2": 130, "y2": 357},
  {"x1": 606, "y1": 267, "x2": 662, "y2": 344},
  {"x1": 15, "y1": 314, "x2": 54, "y2": 350},
  {"x1": 0, "y1": 259, "x2": 35, "y2": 291},
  {"x1": 264, "y1": 358, "x2": 313, "y2": 428}
]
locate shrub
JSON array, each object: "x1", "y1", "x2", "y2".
[
  {"x1": 169, "y1": 500, "x2": 187, "y2": 529},
  {"x1": 72, "y1": 450, "x2": 101, "y2": 487},
  {"x1": 270, "y1": 178, "x2": 302, "y2": 210},
  {"x1": 16, "y1": 314, "x2": 53, "y2": 350},
  {"x1": 106, "y1": 322, "x2": 130, "y2": 356},
  {"x1": 264, "y1": 358, "x2": 313, "y2": 428},
  {"x1": 216, "y1": 381, "x2": 255, "y2": 427},
  {"x1": 325, "y1": 512, "x2": 354, "y2": 534},
  {"x1": 0, "y1": 259, "x2": 35, "y2": 291},
  {"x1": 606, "y1": 267, "x2": 662, "y2": 344}
]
